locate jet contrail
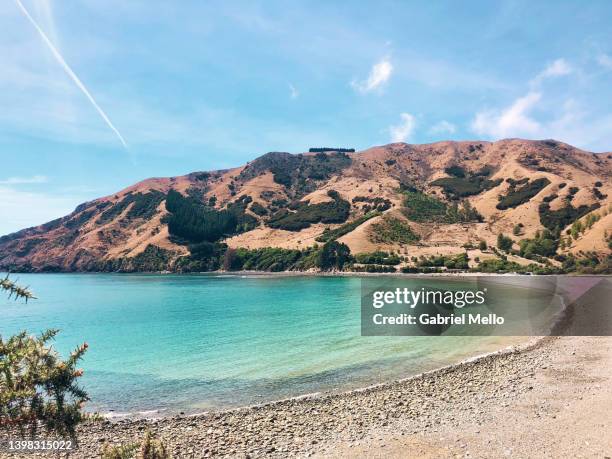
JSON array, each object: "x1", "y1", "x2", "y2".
[{"x1": 14, "y1": 0, "x2": 128, "y2": 148}]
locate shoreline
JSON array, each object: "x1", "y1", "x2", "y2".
[
  {"x1": 5, "y1": 270, "x2": 609, "y2": 277},
  {"x1": 98, "y1": 334, "x2": 539, "y2": 421},
  {"x1": 48, "y1": 334, "x2": 610, "y2": 458}
]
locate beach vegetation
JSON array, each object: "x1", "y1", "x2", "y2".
[
  {"x1": 415, "y1": 253, "x2": 469, "y2": 270},
  {"x1": 354, "y1": 251, "x2": 401, "y2": 265},
  {"x1": 352, "y1": 264, "x2": 397, "y2": 273},
  {"x1": 101, "y1": 430, "x2": 171, "y2": 459},
  {"x1": 316, "y1": 241, "x2": 351, "y2": 271}
]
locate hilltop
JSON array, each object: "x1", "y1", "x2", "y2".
[{"x1": 1, "y1": 139, "x2": 610, "y2": 273}]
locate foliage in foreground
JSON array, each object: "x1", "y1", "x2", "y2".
[
  {"x1": 102, "y1": 430, "x2": 171, "y2": 459},
  {"x1": 0, "y1": 275, "x2": 36, "y2": 301},
  {"x1": 0, "y1": 279, "x2": 88, "y2": 440}
]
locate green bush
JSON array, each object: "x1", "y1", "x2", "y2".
[
  {"x1": 351, "y1": 264, "x2": 397, "y2": 273},
  {"x1": 444, "y1": 165, "x2": 466, "y2": 178},
  {"x1": 416, "y1": 253, "x2": 469, "y2": 269},
  {"x1": 538, "y1": 201, "x2": 600, "y2": 231},
  {"x1": 369, "y1": 216, "x2": 420, "y2": 244},
  {"x1": 402, "y1": 191, "x2": 450, "y2": 222},
  {"x1": 497, "y1": 233, "x2": 513, "y2": 252},
  {"x1": 496, "y1": 178, "x2": 550, "y2": 210},
  {"x1": 402, "y1": 191, "x2": 482, "y2": 223},
  {"x1": 519, "y1": 230, "x2": 558, "y2": 258},
  {"x1": 267, "y1": 190, "x2": 350, "y2": 231},
  {"x1": 225, "y1": 247, "x2": 306, "y2": 272},
  {"x1": 354, "y1": 251, "x2": 401, "y2": 265},
  {"x1": 316, "y1": 241, "x2": 351, "y2": 271},
  {"x1": 316, "y1": 211, "x2": 380, "y2": 243},
  {"x1": 238, "y1": 151, "x2": 351, "y2": 197},
  {"x1": 475, "y1": 258, "x2": 522, "y2": 273},
  {"x1": 430, "y1": 176, "x2": 502, "y2": 200},
  {"x1": 1, "y1": 279, "x2": 88, "y2": 441},
  {"x1": 250, "y1": 202, "x2": 268, "y2": 216},
  {"x1": 165, "y1": 190, "x2": 256, "y2": 243}
]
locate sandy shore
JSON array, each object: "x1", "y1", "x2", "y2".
[{"x1": 5, "y1": 334, "x2": 609, "y2": 458}]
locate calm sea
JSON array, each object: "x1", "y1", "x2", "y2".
[{"x1": 0, "y1": 273, "x2": 530, "y2": 417}]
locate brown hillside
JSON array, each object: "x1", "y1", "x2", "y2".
[{"x1": 0, "y1": 139, "x2": 610, "y2": 272}]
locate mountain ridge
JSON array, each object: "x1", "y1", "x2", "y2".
[{"x1": 1, "y1": 138, "x2": 611, "y2": 273}]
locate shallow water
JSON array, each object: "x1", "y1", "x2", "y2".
[{"x1": 0, "y1": 273, "x2": 531, "y2": 416}]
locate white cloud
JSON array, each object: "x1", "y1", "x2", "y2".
[
  {"x1": 471, "y1": 92, "x2": 612, "y2": 151},
  {"x1": 597, "y1": 53, "x2": 612, "y2": 70},
  {"x1": 389, "y1": 113, "x2": 416, "y2": 143},
  {"x1": 0, "y1": 186, "x2": 78, "y2": 236},
  {"x1": 530, "y1": 58, "x2": 572, "y2": 87},
  {"x1": 472, "y1": 92, "x2": 542, "y2": 138},
  {"x1": 429, "y1": 120, "x2": 456, "y2": 136},
  {"x1": 352, "y1": 57, "x2": 393, "y2": 93},
  {"x1": 288, "y1": 83, "x2": 299, "y2": 99},
  {"x1": 0, "y1": 175, "x2": 47, "y2": 185}
]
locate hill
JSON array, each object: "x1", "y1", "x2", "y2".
[{"x1": 1, "y1": 139, "x2": 610, "y2": 273}]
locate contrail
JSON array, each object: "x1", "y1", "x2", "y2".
[{"x1": 14, "y1": 0, "x2": 128, "y2": 148}]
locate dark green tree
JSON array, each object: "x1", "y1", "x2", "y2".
[{"x1": 316, "y1": 241, "x2": 351, "y2": 271}]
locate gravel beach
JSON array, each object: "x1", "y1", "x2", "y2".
[{"x1": 3, "y1": 334, "x2": 610, "y2": 458}]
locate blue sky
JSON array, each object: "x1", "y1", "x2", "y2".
[{"x1": 1, "y1": 0, "x2": 611, "y2": 235}]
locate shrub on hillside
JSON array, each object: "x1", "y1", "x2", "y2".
[
  {"x1": 369, "y1": 216, "x2": 420, "y2": 244},
  {"x1": 538, "y1": 201, "x2": 600, "y2": 231},
  {"x1": 402, "y1": 191, "x2": 483, "y2": 223},
  {"x1": 267, "y1": 190, "x2": 350, "y2": 231},
  {"x1": 496, "y1": 178, "x2": 550, "y2": 210},
  {"x1": 316, "y1": 211, "x2": 380, "y2": 243}
]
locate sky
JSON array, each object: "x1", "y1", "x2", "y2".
[{"x1": 1, "y1": 0, "x2": 611, "y2": 236}]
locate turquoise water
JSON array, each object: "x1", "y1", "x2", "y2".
[{"x1": 0, "y1": 274, "x2": 528, "y2": 417}]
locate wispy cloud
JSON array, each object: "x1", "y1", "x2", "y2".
[
  {"x1": 288, "y1": 83, "x2": 299, "y2": 99},
  {"x1": 597, "y1": 53, "x2": 612, "y2": 70},
  {"x1": 0, "y1": 175, "x2": 48, "y2": 185},
  {"x1": 429, "y1": 120, "x2": 456, "y2": 136},
  {"x1": 472, "y1": 92, "x2": 542, "y2": 138},
  {"x1": 352, "y1": 57, "x2": 393, "y2": 93},
  {"x1": 13, "y1": 0, "x2": 128, "y2": 149},
  {"x1": 530, "y1": 58, "x2": 572, "y2": 87},
  {"x1": 389, "y1": 113, "x2": 416, "y2": 143}
]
